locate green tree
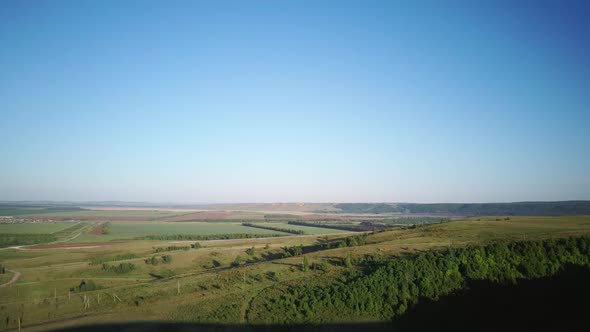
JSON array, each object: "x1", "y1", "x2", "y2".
[
  {"x1": 303, "y1": 256, "x2": 309, "y2": 272},
  {"x1": 344, "y1": 252, "x2": 353, "y2": 268},
  {"x1": 246, "y1": 246, "x2": 256, "y2": 256}
]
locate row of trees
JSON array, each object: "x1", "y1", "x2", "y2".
[
  {"x1": 153, "y1": 245, "x2": 190, "y2": 253},
  {"x1": 89, "y1": 253, "x2": 138, "y2": 265},
  {"x1": 242, "y1": 223, "x2": 305, "y2": 235},
  {"x1": 137, "y1": 233, "x2": 284, "y2": 241},
  {"x1": 288, "y1": 221, "x2": 364, "y2": 232},
  {"x1": 101, "y1": 262, "x2": 136, "y2": 274},
  {"x1": 248, "y1": 236, "x2": 590, "y2": 323}
]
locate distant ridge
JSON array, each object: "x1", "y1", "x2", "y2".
[{"x1": 1, "y1": 200, "x2": 590, "y2": 216}]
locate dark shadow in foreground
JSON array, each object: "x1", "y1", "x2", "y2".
[
  {"x1": 49, "y1": 265, "x2": 590, "y2": 332},
  {"x1": 393, "y1": 264, "x2": 590, "y2": 332}
]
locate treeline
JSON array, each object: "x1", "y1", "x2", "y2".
[
  {"x1": 101, "y1": 262, "x2": 136, "y2": 274},
  {"x1": 288, "y1": 221, "x2": 364, "y2": 232},
  {"x1": 248, "y1": 236, "x2": 590, "y2": 323},
  {"x1": 153, "y1": 245, "x2": 190, "y2": 253},
  {"x1": 89, "y1": 253, "x2": 138, "y2": 265},
  {"x1": 136, "y1": 233, "x2": 285, "y2": 241},
  {"x1": 0, "y1": 234, "x2": 56, "y2": 248},
  {"x1": 242, "y1": 222, "x2": 305, "y2": 235},
  {"x1": 377, "y1": 217, "x2": 449, "y2": 225}
]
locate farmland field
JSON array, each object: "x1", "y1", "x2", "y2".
[
  {"x1": 24, "y1": 210, "x2": 185, "y2": 220},
  {"x1": 0, "y1": 222, "x2": 78, "y2": 234},
  {"x1": 73, "y1": 222, "x2": 287, "y2": 242}
]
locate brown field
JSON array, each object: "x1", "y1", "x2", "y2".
[{"x1": 88, "y1": 223, "x2": 105, "y2": 235}]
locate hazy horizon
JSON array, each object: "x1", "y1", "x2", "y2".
[{"x1": 2, "y1": 0, "x2": 589, "y2": 203}]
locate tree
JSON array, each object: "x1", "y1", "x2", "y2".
[
  {"x1": 232, "y1": 255, "x2": 243, "y2": 267},
  {"x1": 246, "y1": 246, "x2": 256, "y2": 256},
  {"x1": 303, "y1": 256, "x2": 309, "y2": 272},
  {"x1": 344, "y1": 252, "x2": 353, "y2": 268}
]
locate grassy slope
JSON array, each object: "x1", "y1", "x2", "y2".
[{"x1": 0, "y1": 216, "x2": 589, "y2": 331}]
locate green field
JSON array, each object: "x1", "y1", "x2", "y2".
[
  {"x1": 74, "y1": 222, "x2": 287, "y2": 242},
  {"x1": 0, "y1": 222, "x2": 78, "y2": 234}
]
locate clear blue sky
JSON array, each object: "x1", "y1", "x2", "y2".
[{"x1": 1, "y1": 0, "x2": 589, "y2": 203}]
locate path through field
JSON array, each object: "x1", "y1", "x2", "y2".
[{"x1": 0, "y1": 269, "x2": 21, "y2": 288}]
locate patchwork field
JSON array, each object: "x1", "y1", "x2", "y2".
[{"x1": 1, "y1": 215, "x2": 589, "y2": 331}]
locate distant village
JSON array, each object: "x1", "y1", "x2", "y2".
[{"x1": 0, "y1": 216, "x2": 67, "y2": 224}]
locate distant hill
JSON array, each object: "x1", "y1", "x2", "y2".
[
  {"x1": 331, "y1": 201, "x2": 590, "y2": 216},
  {"x1": 2, "y1": 200, "x2": 590, "y2": 216}
]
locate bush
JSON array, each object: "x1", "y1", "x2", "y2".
[
  {"x1": 232, "y1": 256, "x2": 243, "y2": 267},
  {"x1": 162, "y1": 255, "x2": 172, "y2": 264},
  {"x1": 246, "y1": 246, "x2": 256, "y2": 256},
  {"x1": 71, "y1": 280, "x2": 100, "y2": 293},
  {"x1": 311, "y1": 262, "x2": 329, "y2": 272},
  {"x1": 102, "y1": 262, "x2": 135, "y2": 274}
]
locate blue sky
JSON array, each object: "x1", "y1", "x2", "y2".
[{"x1": 1, "y1": 0, "x2": 589, "y2": 203}]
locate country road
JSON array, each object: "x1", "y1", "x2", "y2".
[{"x1": 0, "y1": 269, "x2": 21, "y2": 288}]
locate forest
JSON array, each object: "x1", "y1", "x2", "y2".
[{"x1": 248, "y1": 236, "x2": 590, "y2": 323}]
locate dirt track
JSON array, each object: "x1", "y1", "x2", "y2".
[{"x1": 0, "y1": 269, "x2": 21, "y2": 288}]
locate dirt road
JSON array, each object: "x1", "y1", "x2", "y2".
[{"x1": 0, "y1": 269, "x2": 21, "y2": 288}]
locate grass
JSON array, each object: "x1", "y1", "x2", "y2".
[
  {"x1": 0, "y1": 215, "x2": 589, "y2": 331},
  {"x1": 0, "y1": 222, "x2": 78, "y2": 234}
]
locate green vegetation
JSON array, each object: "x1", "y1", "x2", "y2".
[
  {"x1": 0, "y1": 233, "x2": 57, "y2": 248},
  {"x1": 288, "y1": 221, "x2": 364, "y2": 232},
  {"x1": 153, "y1": 246, "x2": 190, "y2": 253},
  {"x1": 248, "y1": 236, "x2": 590, "y2": 323},
  {"x1": 1, "y1": 215, "x2": 589, "y2": 330},
  {"x1": 70, "y1": 280, "x2": 100, "y2": 293},
  {"x1": 101, "y1": 262, "x2": 136, "y2": 274},
  {"x1": 242, "y1": 222, "x2": 305, "y2": 235},
  {"x1": 0, "y1": 222, "x2": 77, "y2": 234},
  {"x1": 89, "y1": 253, "x2": 139, "y2": 265}
]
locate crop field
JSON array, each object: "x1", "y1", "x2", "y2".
[
  {"x1": 73, "y1": 222, "x2": 287, "y2": 242},
  {"x1": 0, "y1": 215, "x2": 590, "y2": 332},
  {"x1": 0, "y1": 222, "x2": 78, "y2": 234}
]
